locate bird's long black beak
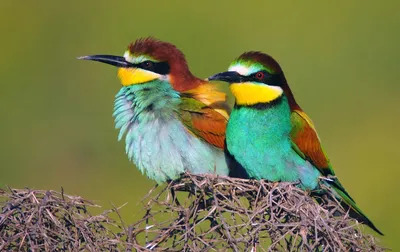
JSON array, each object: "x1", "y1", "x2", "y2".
[
  {"x1": 77, "y1": 55, "x2": 133, "y2": 68},
  {"x1": 207, "y1": 71, "x2": 243, "y2": 83}
]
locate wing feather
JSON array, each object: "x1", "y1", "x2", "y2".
[
  {"x1": 290, "y1": 109, "x2": 355, "y2": 201},
  {"x1": 290, "y1": 109, "x2": 334, "y2": 176},
  {"x1": 177, "y1": 85, "x2": 230, "y2": 149}
]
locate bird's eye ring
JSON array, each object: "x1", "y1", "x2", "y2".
[{"x1": 255, "y1": 71, "x2": 265, "y2": 80}]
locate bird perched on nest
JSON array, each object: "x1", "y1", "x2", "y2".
[
  {"x1": 208, "y1": 52, "x2": 383, "y2": 235},
  {"x1": 78, "y1": 37, "x2": 230, "y2": 183}
]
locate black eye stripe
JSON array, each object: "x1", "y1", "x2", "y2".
[
  {"x1": 243, "y1": 71, "x2": 282, "y2": 86},
  {"x1": 132, "y1": 61, "x2": 170, "y2": 75},
  {"x1": 268, "y1": 74, "x2": 283, "y2": 86}
]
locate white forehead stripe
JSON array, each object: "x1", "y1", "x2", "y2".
[
  {"x1": 229, "y1": 65, "x2": 251, "y2": 76},
  {"x1": 123, "y1": 51, "x2": 153, "y2": 64},
  {"x1": 228, "y1": 63, "x2": 262, "y2": 76},
  {"x1": 123, "y1": 51, "x2": 133, "y2": 61}
]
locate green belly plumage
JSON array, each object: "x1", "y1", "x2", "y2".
[{"x1": 226, "y1": 96, "x2": 320, "y2": 190}]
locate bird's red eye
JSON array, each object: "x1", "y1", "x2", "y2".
[
  {"x1": 255, "y1": 71, "x2": 265, "y2": 80},
  {"x1": 143, "y1": 61, "x2": 153, "y2": 68}
]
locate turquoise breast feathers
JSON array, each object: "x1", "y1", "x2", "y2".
[
  {"x1": 113, "y1": 80, "x2": 229, "y2": 183},
  {"x1": 226, "y1": 96, "x2": 320, "y2": 189}
]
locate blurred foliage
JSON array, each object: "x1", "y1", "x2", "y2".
[{"x1": 0, "y1": 0, "x2": 398, "y2": 249}]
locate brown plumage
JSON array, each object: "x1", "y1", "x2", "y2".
[{"x1": 191, "y1": 108, "x2": 227, "y2": 148}]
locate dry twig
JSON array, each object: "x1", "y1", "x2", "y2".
[{"x1": 0, "y1": 187, "x2": 125, "y2": 251}]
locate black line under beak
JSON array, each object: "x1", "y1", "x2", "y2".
[
  {"x1": 207, "y1": 71, "x2": 244, "y2": 83},
  {"x1": 77, "y1": 55, "x2": 133, "y2": 68}
]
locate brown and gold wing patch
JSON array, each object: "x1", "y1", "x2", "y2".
[
  {"x1": 178, "y1": 96, "x2": 228, "y2": 150},
  {"x1": 291, "y1": 109, "x2": 334, "y2": 176},
  {"x1": 190, "y1": 107, "x2": 227, "y2": 149}
]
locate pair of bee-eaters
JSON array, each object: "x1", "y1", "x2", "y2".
[{"x1": 79, "y1": 37, "x2": 382, "y2": 235}]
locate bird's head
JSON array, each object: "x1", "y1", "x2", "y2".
[
  {"x1": 209, "y1": 52, "x2": 298, "y2": 108},
  {"x1": 78, "y1": 37, "x2": 198, "y2": 92}
]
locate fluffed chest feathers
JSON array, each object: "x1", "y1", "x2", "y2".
[{"x1": 112, "y1": 82, "x2": 228, "y2": 183}]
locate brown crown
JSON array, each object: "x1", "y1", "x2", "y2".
[
  {"x1": 128, "y1": 37, "x2": 201, "y2": 91},
  {"x1": 237, "y1": 51, "x2": 283, "y2": 74}
]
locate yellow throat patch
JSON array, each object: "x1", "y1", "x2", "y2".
[
  {"x1": 230, "y1": 82, "x2": 283, "y2": 106},
  {"x1": 117, "y1": 68, "x2": 159, "y2": 86}
]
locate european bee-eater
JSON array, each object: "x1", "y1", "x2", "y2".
[
  {"x1": 78, "y1": 37, "x2": 230, "y2": 183},
  {"x1": 208, "y1": 51, "x2": 383, "y2": 235}
]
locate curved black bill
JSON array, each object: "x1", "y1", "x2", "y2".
[
  {"x1": 77, "y1": 55, "x2": 134, "y2": 68},
  {"x1": 207, "y1": 71, "x2": 244, "y2": 83}
]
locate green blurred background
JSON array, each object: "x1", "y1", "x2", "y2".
[{"x1": 1, "y1": 0, "x2": 398, "y2": 249}]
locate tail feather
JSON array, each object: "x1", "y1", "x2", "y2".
[{"x1": 321, "y1": 180, "x2": 383, "y2": 236}]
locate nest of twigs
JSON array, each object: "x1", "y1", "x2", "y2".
[
  {"x1": 128, "y1": 174, "x2": 384, "y2": 251},
  {"x1": 0, "y1": 187, "x2": 125, "y2": 251},
  {"x1": 0, "y1": 174, "x2": 385, "y2": 251}
]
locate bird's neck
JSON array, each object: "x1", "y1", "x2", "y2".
[
  {"x1": 114, "y1": 80, "x2": 180, "y2": 123},
  {"x1": 168, "y1": 61, "x2": 205, "y2": 92},
  {"x1": 280, "y1": 76, "x2": 301, "y2": 111},
  {"x1": 230, "y1": 96, "x2": 292, "y2": 144}
]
